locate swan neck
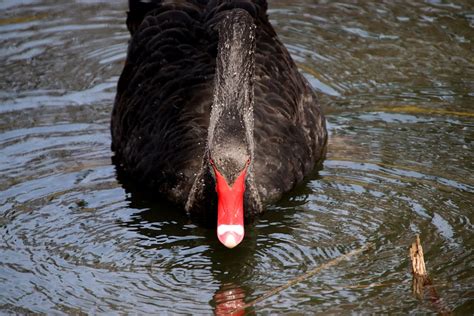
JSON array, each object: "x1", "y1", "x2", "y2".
[{"x1": 213, "y1": 10, "x2": 256, "y2": 114}]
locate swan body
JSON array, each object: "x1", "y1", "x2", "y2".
[{"x1": 111, "y1": 0, "x2": 327, "y2": 248}]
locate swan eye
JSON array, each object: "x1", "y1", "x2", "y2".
[
  {"x1": 209, "y1": 158, "x2": 220, "y2": 168},
  {"x1": 209, "y1": 158, "x2": 222, "y2": 173}
]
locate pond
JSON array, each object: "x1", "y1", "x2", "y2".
[{"x1": 1, "y1": 0, "x2": 473, "y2": 314}]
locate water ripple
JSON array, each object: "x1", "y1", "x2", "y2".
[{"x1": 1, "y1": 0, "x2": 473, "y2": 314}]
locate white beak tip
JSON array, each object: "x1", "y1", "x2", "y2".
[{"x1": 217, "y1": 225, "x2": 244, "y2": 249}]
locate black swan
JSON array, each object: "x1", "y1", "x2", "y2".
[{"x1": 111, "y1": 0, "x2": 327, "y2": 248}]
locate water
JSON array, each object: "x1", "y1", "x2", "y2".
[{"x1": 1, "y1": 0, "x2": 473, "y2": 314}]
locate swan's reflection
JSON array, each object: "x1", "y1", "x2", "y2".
[{"x1": 213, "y1": 283, "x2": 249, "y2": 316}]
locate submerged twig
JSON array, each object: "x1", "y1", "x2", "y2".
[
  {"x1": 409, "y1": 235, "x2": 451, "y2": 315},
  {"x1": 228, "y1": 243, "x2": 372, "y2": 314}
]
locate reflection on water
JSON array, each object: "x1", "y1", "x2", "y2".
[
  {"x1": 0, "y1": 0, "x2": 473, "y2": 314},
  {"x1": 213, "y1": 284, "x2": 248, "y2": 315}
]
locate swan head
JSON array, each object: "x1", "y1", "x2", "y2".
[
  {"x1": 207, "y1": 111, "x2": 254, "y2": 249},
  {"x1": 208, "y1": 117, "x2": 252, "y2": 249}
]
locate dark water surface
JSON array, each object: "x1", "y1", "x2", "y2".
[{"x1": 1, "y1": 0, "x2": 473, "y2": 314}]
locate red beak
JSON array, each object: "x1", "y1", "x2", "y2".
[{"x1": 212, "y1": 161, "x2": 248, "y2": 248}]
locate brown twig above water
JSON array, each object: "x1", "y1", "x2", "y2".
[{"x1": 410, "y1": 235, "x2": 451, "y2": 315}]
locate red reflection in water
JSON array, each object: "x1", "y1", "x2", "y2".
[{"x1": 213, "y1": 284, "x2": 247, "y2": 315}]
